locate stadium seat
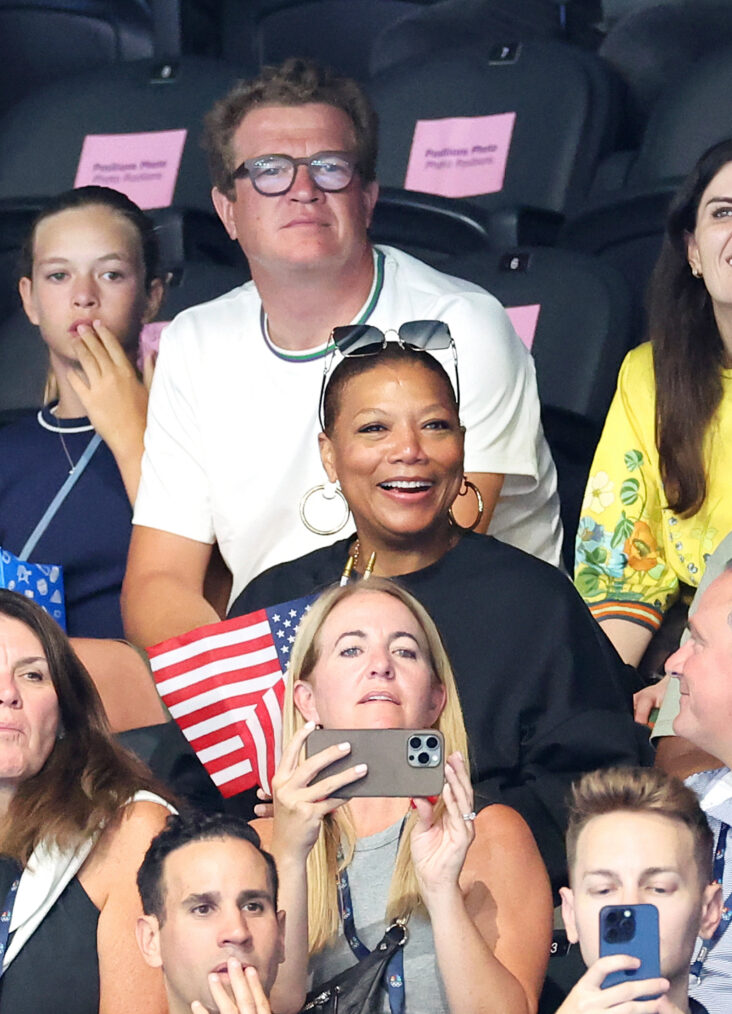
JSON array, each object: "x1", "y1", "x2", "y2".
[
  {"x1": 563, "y1": 37, "x2": 732, "y2": 334},
  {"x1": 370, "y1": 0, "x2": 602, "y2": 78},
  {"x1": 368, "y1": 38, "x2": 622, "y2": 217},
  {"x1": 0, "y1": 0, "x2": 155, "y2": 121},
  {"x1": 0, "y1": 56, "x2": 250, "y2": 215},
  {"x1": 623, "y1": 43, "x2": 732, "y2": 191},
  {"x1": 369, "y1": 187, "x2": 496, "y2": 268},
  {"x1": 558, "y1": 187, "x2": 671, "y2": 340},
  {"x1": 599, "y1": 2, "x2": 732, "y2": 146},
  {"x1": 441, "y1": 244, "x2": 635, "y2": 564},
  {"x1": 221, "y1": 0, "x2": 424, "y2": 82}
]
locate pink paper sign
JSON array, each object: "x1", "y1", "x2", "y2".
[
  {"x1": 505, "y1": 304, "x2": 541, "y2": 351},
  {"x1": 404, "y1": 113, "x2": 516, "y2": 198},
  {"x1": 74, "y1": 129, "x2": 187, "y2": 209}
]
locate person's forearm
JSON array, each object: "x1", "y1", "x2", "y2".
[
  {"x1": 109, "y1": 431, "x2": 145, "y2": 506},
  {"x1": 267, "y1": 852, "x2": 310, "y2": 1014},
  {"x1": 599, "y1": 618, "x2": 653, "y2": 667},
  {"x1": 122, "y1": 572, "x2": 219, "y2": 648},
  {"x1": 426, "y1": 887, "x2": 531, "y2": 1014}
]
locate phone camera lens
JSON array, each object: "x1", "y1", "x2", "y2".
[
  {"x1": 409, "y1": 736, "x2": 422, "y2": 749},
  {"x1": 605, "y1": 928, "x2": 618, "y2": 943},
  {"x1": 426, "y1": 736, "x2": 438, "y2": 749},
  {"x1": 606, "y1": 911, "x2": 620, "y2": 925},
  {"x1": 418, "y1": 751, "x2": 430, "y2": 765}
]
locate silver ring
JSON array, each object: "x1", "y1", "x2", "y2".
[{"x1": 462, "y1": 811, "x2": 476, "y2": 822}]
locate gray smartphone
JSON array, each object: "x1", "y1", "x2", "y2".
[
  {"x1": 599, "y1": 904, "x2": 661, "y2": 997},
  {"x1": 305, "y1": 728, "x2": 445, "y2": 798}
]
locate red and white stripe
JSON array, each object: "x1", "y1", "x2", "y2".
[{"x1": 148, "y1": 612, "x2": 286, "y2": 797}]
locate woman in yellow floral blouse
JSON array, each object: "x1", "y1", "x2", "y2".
[{"x1": 574, "y1": 138, "x2": 732, "y2": 670}]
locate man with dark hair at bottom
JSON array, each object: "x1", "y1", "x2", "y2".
[
  {"x1": 136, "y1": 813, "x2": 285, "y2": 1014},
  {"x1": 557, "y1": 767, "x2": 721, "y2": 1014}
]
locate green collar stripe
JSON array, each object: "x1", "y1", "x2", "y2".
[{"x1": 260, "y1": 248, "x2": 385, "y2": 363}]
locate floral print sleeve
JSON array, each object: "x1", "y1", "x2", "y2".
[{"x1": 574, "y1": 345, "x2": 678, "y2": 633}]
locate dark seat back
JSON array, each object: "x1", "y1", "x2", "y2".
[
  {"x1": 369, "y1": 38, "x2": 621, "y2": 216},
  {"x1": 223, "y1": 0, "x2": 422, "y2": 82},
  {"x1": 0, "y1": 56, "x2": 251, "y2": 214},
  {"x1": 441, "y1": 245, "x2": 635, "y2": 563},
  {"x1": 627, "y1": 43, "x2": 732, "y2": 190},
  {"x1": 0, "y1": 0, "x2": 154, "y2": 120}
]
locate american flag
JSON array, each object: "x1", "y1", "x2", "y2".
[{"x1": 147, "y1": 595, "x2": 316, "y2": 797}]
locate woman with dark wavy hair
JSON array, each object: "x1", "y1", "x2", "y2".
[
  {"x1": 574, "y1": 138, "x2": 732, "y2": 676},
  {"x1": 0, "y1": 589, "x2": 174, "y2": 1014}
]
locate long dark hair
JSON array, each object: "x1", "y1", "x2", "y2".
[
  {"x1": 648, "y1": 138, "x2": 732, "y2": 516},
  {"x1": 0, "y1": 591, "x2": 168, "y2": 863}
]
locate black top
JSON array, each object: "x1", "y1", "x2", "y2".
[
  {"x1": 231, "y1": 532, "x2": 651, "y2": 895},
  {"x1": 0, "y1": 404, "x2": 131, "y2": 637},
  {"x1": 689, "y1": 999, "x2": 709, "y2": 1014},
  {"x1": 0, "y1": 858, "x2": 100, "y2": 1013}
]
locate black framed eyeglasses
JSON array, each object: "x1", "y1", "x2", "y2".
[
  {"x1": 231, "y1": 151, "x2": 358, "y2": 196},
  {"x1": 318, "y1": 321, "x2": 460, "y2": 430}
]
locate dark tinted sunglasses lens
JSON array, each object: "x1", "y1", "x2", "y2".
[
  {"x1": 310, "y1": 156, "x2": 355, "y2": 192},
  {"x1": 249, "y1": 156, "x2": 294, "y2": 194},
  {"x1": 399, "y1": 320, "x2": 452, "y2": 350},
  {"x1": 332, "y1": 325, "x2": 384, "y2": 356}
]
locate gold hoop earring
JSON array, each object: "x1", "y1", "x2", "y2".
[
  {"x1": 299, "y1": 481, "x2": 351, "y2": 535},
  {"x1": 448, "y1": 477, "x2": 484, "y2": 532}
]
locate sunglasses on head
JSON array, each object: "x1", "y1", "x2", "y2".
[
  {"x1": 231, "y1": 151, "x2": 358, "y2": 196},
  {"x1": 318, "y1": 320, "x2": 460, "y2": 430}
]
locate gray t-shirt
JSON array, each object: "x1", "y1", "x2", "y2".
[{"x1": 309, "y1": 820, "x2": 449, "y2": 1014}]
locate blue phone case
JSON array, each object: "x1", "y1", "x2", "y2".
[{"x1": 599, "y1": 904, "x2": 661, "y2": 995}]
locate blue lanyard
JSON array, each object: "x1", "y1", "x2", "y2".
[
  {"x1": 691, "y1": 822, "x2": 732, "y2": 980},
  {"x1": 0, "y1": 864, "x2": 21, "y2": 976},
  {"x1": 20, "y1": 432, "x2": 102, "y2": 559},
  {"x1": 336, "y1": 825, "x2": 406, "y2": 1014}
]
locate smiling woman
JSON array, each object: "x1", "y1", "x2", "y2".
[
  {"x1": 572, "y1": 138, "x2": 732, "y2": 711},
  {"x1": 231, "y1": 343, "x2": 647, "y2": 894}
]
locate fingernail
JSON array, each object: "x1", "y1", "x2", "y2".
[
  {"x1": 409, "y1": 798, "x2": 416, "y2": 809},
  {"x1": 209, "y1": 973, "x2": 219, "y2": 983},
  {"x1": 354, "y1": 763, "x2": 367, "y2": 774},
  {"x1": 304, "y1": 721, "x2": 315, "y2": 731},
  {"x1": 338, "y1": 741, "x2": 350, "y2": 751}
]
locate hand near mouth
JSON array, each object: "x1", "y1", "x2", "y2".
[
  {"x1": 65, "y1": 318, "x2": 150, "y2": 505},
  {"x1": 192, "y1": 958, "x2": 272, "y2": 1014}
]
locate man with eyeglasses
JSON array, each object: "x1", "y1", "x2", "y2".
[{"x1": 123, "y1": 58, "x2": 562, "y2": 648}]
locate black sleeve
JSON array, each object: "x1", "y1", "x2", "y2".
[
  {"x1": 469, "y1": 570, "x2": 653, "y2": 898},
  {"x1": 228, "y1": 567, "x2": 293, "y2": 618},
  {"x1": 475, "y1": 709, "x2": 652, "y2": 898}
]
